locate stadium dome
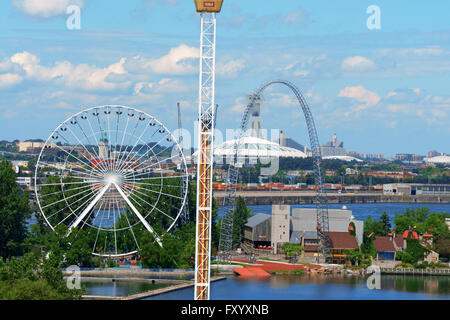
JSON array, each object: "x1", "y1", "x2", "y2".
[
  {"x1": 322, "y1": 155, "x2": 363, "y2": 162},
  {"x1": 424, "y1": 155, "x2": 450, "y2": 164},
  {"x1": 192, "y1": 136, "x2": 307, "y2": 164},
  {"x1": 215, "y1": 136, "x2": 307, "y2": 159}
]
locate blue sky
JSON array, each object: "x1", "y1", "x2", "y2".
[{"x1": 0, "y1": 0, "x2": 449, "y2": 157}]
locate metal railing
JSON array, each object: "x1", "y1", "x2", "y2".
[{"x1": 380, "y1": 267, "x2": 450, "y2": 276}]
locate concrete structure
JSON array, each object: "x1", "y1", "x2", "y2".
[
  {"x1": 383, "y1": 183, "x2": 450, "y2": 196},
  {"x1": 243, "y1": 205, "x2": 364, "y2": 259},
  {"x1": 291, "y1": 207, "x2": 364, "y2": 246},
  {"x1": 271, "y1": 205, "x2": 290, "y2": 253},
  {"x1": 320, "y1": 133, "x2": 346, "y2": 157},
  {"x1": 16, "y1": 141, "x2": 56, "y2": 153},
  {"x1": 243, "y1": 213, "x2": 271, "y2": 246}
]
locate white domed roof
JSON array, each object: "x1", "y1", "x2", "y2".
[
  {"x1": 214, "y1": 136, "x2": 307, "y2": 158},
  {"x1": 424, "y1": 155, "x2": 450, "y2": 164},
  {"x1": 322, "y1": 155, "x2": 363, "y2": 162}
]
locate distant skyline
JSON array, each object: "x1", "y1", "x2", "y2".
[{"x1": 0, "y1": 0, "x2": 449, "y2": 157}]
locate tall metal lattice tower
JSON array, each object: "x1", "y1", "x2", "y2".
[{"x1": 194, "y1": 0, "x2": 222, "y2": 301}]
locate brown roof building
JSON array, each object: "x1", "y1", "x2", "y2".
[
  {"x1": 326, "y1": 232, "x2": 359, "y2": 264},
  {"x1": 373, "y1": 237, "x2": 395, "y2": 252},
  {"x1": 327, "y1": 232, "x2": 358, "y2": 250}
]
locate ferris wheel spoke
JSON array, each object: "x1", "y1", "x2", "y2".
[
  {"x1": 40, "y1": 183, "x2": 94, "y2": 198},
  {"x1": 112, "y1": 198, "x2": 118, "y2": 255},
  {"x1": 115, "y1": 115, "x2": 152, "y2": 173},
  {"x1": 113, "y1": 114, "x2": 131, "y2": 172},
  {"x1": 36, "y1": 180, "x2": 100, "y2": 187},
  {"x1": 44, "y1": 185, "x2": 102, "y2": 222},
  {"x1": 84, "y1": 113, "x2": 111, "y2": 173},
  {"x1": 51, "y1": 141, "x2": 106, "y2": 177},
  {"x1": 65, "y1": 124, "x2": 110, "y2": 174},
  {"x1": 75, "y1": 121, "x2": 108, "y2": 173},
  {"x1": 68, "y1": 183, "x2": 111, "y2": 234},
  {"x1": 41, "y1": 186, "x2": 97, "y2": 210},
  {"x1": 117, "y1": 198, "x2": 140, "y2": 251},
  {"x1": 122, "y1": 148, "x2": 181, "y2": 180},
  {"x1": 92, "y1": 197, "x2": 108, "y2": 254},
  {"x1": 124, "y1": 174, "x2": 189, "y2": 182},
  {"x1": 123, "y1": 182, "x2": 183, "y2": 201},
  {"x1": 112, "y1": 182, "x2": 163, "y2": 247},
  {"x1": 114, "y1": 113, "x2": 139, "y2": 173},
  {"x1": 123, "y1": 185, "x2": 177, "y2": 222},
  {"x1": 124, "y1": 181, "x2": 185, "y2": 189},
  {"x1": 118, "y1": 129, "x2": 169, "y2": 174}
]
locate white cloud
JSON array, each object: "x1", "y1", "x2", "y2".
[
  {"x1": 134, "y1": 78, "x2": 189, "y2": 95},
  {"x1": 126, "y1": 44, "x2": 199, "y2": 75},
  {"x1": 13, "y1": 0, "x2": 84, "y2": 18},
  {"x1": 267, "y1": 93, "x2": 297, "y2": 108},
  {"x1": 341, "y1": 56, "x2": 377, "y2": 72},
  {"x1": 217, "y1": 59, "x2": 245, "y2": 78},
  {"x1": 0, "y1": 73, "x2": 23, "y2": 88},
  {"x1": 10, "y1": 51, "x2": 129, "y2": 91},
  {"x1": 284, "y1": 8, "x2": 309, "y2": 25},
  {"x1": 338, "y1": 85, "x2": 380, "y2": 111}
]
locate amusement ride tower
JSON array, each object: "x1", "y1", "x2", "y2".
[{"x1": 193, "y1": 0, "x2": 223, "y2": 300}]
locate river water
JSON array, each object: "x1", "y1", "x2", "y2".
[
  {"x1": 142, "y1": 274, "x2": 449, "y2": 300},
  {"x1": 218, "y1": 202, "x2": 450, "y2": 222}
]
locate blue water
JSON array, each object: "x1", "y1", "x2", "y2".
[
  {"x1": 144, "y1": 275, "x2": 449, "y2": 300},
  {"x1": 218, "y1": 203, "x2": 450, "y2": 223}
]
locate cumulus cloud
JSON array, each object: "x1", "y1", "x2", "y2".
[
  {"x1": 13, "y1": 0, "x2": 84, "y2": 18},
  {"x1": 10, "y1": 51, "x2": 128, "y2": 91},
  {"x1": 217, "y1": 59, "x2": 245, "y2": 78},
  {"x1": 284, "y1": 8, "x2": 309, "y2": 25},
  {"x1": 338, "y1": 85, "x2": 380, "y2": 111},
  {"x1": 341, "y1": 56, "x2": 377, "y2": 72},
  {"x1": 133, "y1": 78, "x2": 189, "y2": 95},
  {"x1": 0, "y1": 73, "x2": 23, "y2": 88},
  {"x1": 126, "y1": 44, "x2": 199, "y2": 75}
]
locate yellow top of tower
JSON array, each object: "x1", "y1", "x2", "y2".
[{"x1": 194, "y1": 0, "x2": 223, "y2": 13}]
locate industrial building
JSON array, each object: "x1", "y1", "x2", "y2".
[
  {"x1": 243, "y1": 205, "x2": 363, "y2": 263},
  {"x1": 383, "y1": 183, "x2": 450, "y2": 195},
  {"x1": 320, "y1": 133, "x2": 346, "y2": 157}
]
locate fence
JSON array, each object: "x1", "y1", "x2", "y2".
[
  {"x1": 380, "y1": 267, "x2": 450, "y2": 276},
  {"x1": 63, "y1": 267, "x2": 195, "y2": 273}
]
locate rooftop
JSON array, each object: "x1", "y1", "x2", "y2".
[{"x1": 373, "y1": 236, "x2": 396, "y2": 252}]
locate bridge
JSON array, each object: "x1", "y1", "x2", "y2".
[{"x1": 213, "y1": 191, "x2": 450, "y2": 205}]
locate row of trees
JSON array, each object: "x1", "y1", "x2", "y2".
[{"x1": 359, "y1": 208, "x2": 450, "y2": 265}]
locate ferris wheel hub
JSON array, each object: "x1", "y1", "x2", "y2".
[{"x1": 103, "y1": 172, "x2": 123, "y2": 186}]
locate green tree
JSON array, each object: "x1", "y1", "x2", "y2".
[
  {"x1": 0, "y1": 252, "x2": 83, "y2": 300},
  {"x1": 281, "y1": 243, "x2": 303, "y2": 261},
  {"x1": 380, "y1": 211, "x2": 391, "y2": 234},
  {"x1": 0, "y1": 160, "x2": 30, "y2": 258},
  {"x1": 232, "y1": 197, "x2": 252, "y2": 248}
]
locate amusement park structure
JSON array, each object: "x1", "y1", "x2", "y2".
[
  {"x1": 218, "y1": 80, "x2": 332, "y2": 263},
  {"x1": 193, "y1": 0, "x2": 223, "y2": 301}
]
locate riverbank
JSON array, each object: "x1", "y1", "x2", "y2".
[{"x1": 81, "y1": 276, "x2": 226, "y2": 300}]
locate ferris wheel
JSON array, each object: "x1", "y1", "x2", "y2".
[{"x1": 34, "y1": 105, "x2": 188, "y2": 257}]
